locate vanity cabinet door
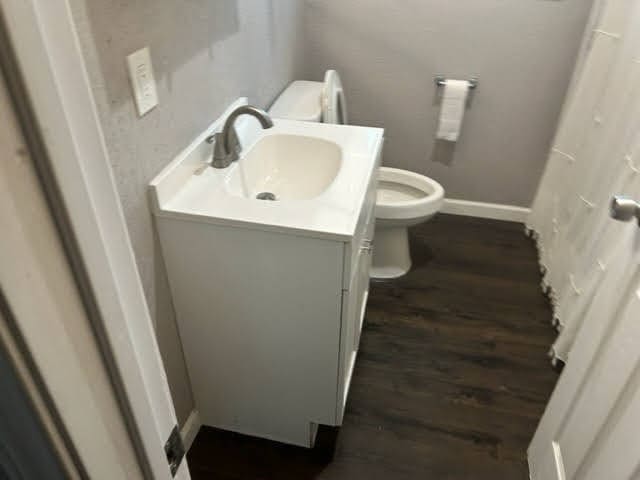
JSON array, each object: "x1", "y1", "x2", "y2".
[
  {"x1": 353, "y1": 254, "x2": 370, "y2": 350},
  {"x1": 339, "y1": 265, "x2": 359, "y2": 414},
  {"x1": 354, "y1": 215, "x2": 374, "y2": 347},
  {"x1": 337, "y1": 220, "x2": 374, "y2": 423}
]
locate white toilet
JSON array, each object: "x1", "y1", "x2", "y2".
[{"x1": 269, "y1": 70, "x2": 445, "y2": 279}]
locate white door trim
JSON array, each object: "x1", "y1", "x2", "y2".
[{"x1": 0, "y1": 0, "x2": 188, "y2": 478}]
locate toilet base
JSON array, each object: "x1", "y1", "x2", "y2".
[{"x1": 371, "y1": 226, "x2": 412, "y2": 279}]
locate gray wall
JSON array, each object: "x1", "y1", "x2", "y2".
[
  {"x1": 68, "y1": 0, "x2": 305, "y2": 425},
  {"x1": 303, "y1": 0, "x2": 594, "y2": 206}
]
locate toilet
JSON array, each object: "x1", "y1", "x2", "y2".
[
  {"x1": 269, "y1": 70, "x2": 445, "y2": 279},
  {"x1": 374, "y1": 167, "x2": 444, "y2": 278}
]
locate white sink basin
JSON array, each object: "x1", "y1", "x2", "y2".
[
  {"x1": 149, "y1": 99, "x2": 384, "y2": 240},
  {"x1": 226, "y1": 134, "x2": 342, "y2": 201}
]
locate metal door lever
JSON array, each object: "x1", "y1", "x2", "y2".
[{"x1": 610, "y1": 195, "x2": 640, "y2": 225}]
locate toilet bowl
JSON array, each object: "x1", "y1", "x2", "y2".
[
  {"x1": 269, "y1": 70, "x2": 445, "y2": 278},
  {"x1": 373, "y1": 167, "x2": 444, "y2": 279}
]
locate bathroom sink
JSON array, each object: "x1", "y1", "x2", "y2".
[
  {"x1": 225, "y1": 134, "x2": 342, "y2": 201},
  {"x1": 150, "y1": 99, "x2": 383, "y2": 240}
]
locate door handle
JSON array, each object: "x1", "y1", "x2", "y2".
[{"x1": 610, "y1": 195, "x2": 640, "y2": 225}]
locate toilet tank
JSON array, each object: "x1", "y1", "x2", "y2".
[{"x1": 268, "y1": 80, "x2": 324, "y2": 123}]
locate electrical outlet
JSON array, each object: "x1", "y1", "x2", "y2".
[{"x1": 126, "y1": 47, "x2": 158, "y2": 116}]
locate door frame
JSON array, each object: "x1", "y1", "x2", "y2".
[{"x1": 0, "y1": 1, "x2": 188, "y2": 478}]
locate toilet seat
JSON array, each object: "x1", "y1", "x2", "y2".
[{"x1": 376, "y1": 167, "x2": 445, "y2": 223}]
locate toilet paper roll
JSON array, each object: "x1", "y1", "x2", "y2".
[{"x1": 436, "y1": 80, "x2": 470, "y2": 142}]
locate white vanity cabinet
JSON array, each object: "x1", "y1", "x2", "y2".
[
  {"x1": 150, "y1": 107, "x2": 383, "y2": 448},
  {"x1": 155, "y1": 169, "x2": 377, "y2": 448}
]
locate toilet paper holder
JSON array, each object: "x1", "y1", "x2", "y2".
[{"x1": 435, "y1": 76, "x2": 479, "y2": 90}]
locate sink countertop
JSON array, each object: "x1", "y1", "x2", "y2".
[{"x1": 151, "y1": 117, "x2": 384, "y2": 241}]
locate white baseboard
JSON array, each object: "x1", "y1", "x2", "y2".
[
  {"x1": 441, "y1": 198, "x2": 531, "y2": 223},
  {"x1": 180, "y1": 409, "x2": 201, "y2": 452}
]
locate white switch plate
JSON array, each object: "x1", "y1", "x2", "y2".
[{"x1": 126, "y1": 47, "x2": 158, "y2": 117}]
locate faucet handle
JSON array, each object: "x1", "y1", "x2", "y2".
[
  {"x1": 207, "y1": 133, "x2": 227, "y2": 168},
  {"x1": 206, "y1": 127, "x2": 242, "y2": 164},
  {"x1": 226, "y1": 126, "x2": 242, "y2": 155},
  {"x1": 198, "y1": 129, "x2": 240, "y2": 172},
  {"x1": 209, "y1": 132, "x2": 240, "y2": 168}
]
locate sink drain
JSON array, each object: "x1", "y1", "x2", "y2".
[{"x1": 256, "y1": 192, "x2": 277, "y2": 201}]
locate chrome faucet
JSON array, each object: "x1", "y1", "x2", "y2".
[{"x1": 207, "y1": 105, "x2": 274, "y2": 168}]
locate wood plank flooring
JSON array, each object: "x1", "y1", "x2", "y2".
[{"x1": 187, "y1": 214, "x2": 558, "y2": 479}]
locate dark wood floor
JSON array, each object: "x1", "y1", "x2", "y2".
[{"x1": 187, "y1": 214, "x2": 558, "y2": 479}]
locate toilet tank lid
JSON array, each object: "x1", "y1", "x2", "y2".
[{"x1": 268, "y1": 80, "x2": 324, "y2": 122}]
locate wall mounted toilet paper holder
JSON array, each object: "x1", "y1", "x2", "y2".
[{"x1": 435, "y1": 76, "x2": 479, "y2": 89}]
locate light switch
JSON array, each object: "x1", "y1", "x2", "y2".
[{"x1": 126, "y1": 47, "x2": 158, "y2": 116}]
